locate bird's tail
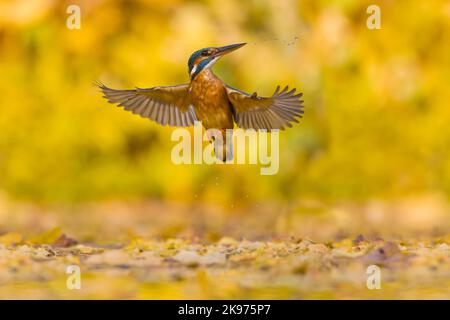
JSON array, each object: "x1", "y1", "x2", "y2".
[{"x1": 213, "y1": 129, "x2": 233, "y2": 162}]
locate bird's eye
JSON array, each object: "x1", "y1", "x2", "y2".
[{"x1": 202, "y1": 50, "x2": 209, "y2": 56}]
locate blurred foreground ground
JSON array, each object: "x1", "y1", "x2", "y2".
[{"x1": 0, "y1": 195, "x2": 449, "y2": 299}]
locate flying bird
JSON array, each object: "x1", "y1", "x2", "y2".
[{"x1": 97, "y1": 43, "x2": 304, "y2": 161}]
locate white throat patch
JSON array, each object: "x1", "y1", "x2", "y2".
[
  {"x1": 203, "y1": 56, "x2": 219, "y2": 70},
  {"x1": 190, "y1": 64, "x2": 198, "y2": 77},
  {"x1": 190, "y1": 57, "x2": 219, "y2": 77}
]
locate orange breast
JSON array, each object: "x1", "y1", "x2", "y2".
[{"x1": 189, "y1": 69, "x2": 234, "y2": 129}]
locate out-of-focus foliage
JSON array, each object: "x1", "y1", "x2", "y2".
[{"x1": 1, "y1": 0, "x2": 450, "y2": 206}]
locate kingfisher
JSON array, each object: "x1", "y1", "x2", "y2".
[{"x1": 98, "y1": 43, "x2": 304, "y2": 161}]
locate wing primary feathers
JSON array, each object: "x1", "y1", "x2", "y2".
[
  {"x1": 97, "y1": 83, "x2": 197, "y2": 127},
  {"x1": 226, "y1": 84, "x2": 304, "y2": 131},
  {"x1": 135, "y1": 99, "x2": 149, "y2": 115}
]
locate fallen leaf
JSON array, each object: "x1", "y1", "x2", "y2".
[
  {"x1": 352, "y1": 234, "x2": 366, "y2": 246},
  {"x1": 52, "y1": 234, "x2": 78, "y2": 248},
  {"x1": 361, "y1": 241, "x2": 409, "y2": 267},
  {"x1": 0, "y1": 232, "x2": 22, "y2": 245},
  {"x1": 29, "y1": 227, "x2": 62, "y2": 245}
]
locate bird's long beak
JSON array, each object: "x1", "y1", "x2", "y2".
[{"x1": 214, "y1": 43, "x2": 246, "y2": 57}]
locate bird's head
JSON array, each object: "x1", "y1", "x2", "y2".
[{"x1": 188, "y1": 43, "x2": 246, "y2": 80}]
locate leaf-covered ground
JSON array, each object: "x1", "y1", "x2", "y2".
[
  {"x1": 0, "y1": 229, "x2": 449, "y2": 299},
  {"x1": 1, "y1": 196, "x2": 449, "y2": 299}
]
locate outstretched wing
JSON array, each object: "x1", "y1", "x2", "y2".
[
  {"x1": 226, "y1": 85, "x2": 304, "y2": 130},
  {"x1": 97, "y1": 82, "x2": 198, "y2": 127}
]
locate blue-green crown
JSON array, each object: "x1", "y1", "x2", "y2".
[{"x1": 188, "y1": 47, "x2": 214, "y2": 78}]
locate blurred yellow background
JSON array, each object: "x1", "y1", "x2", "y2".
[{"x1": 1, "y1": 0, "x2": 450, "y2": 241}]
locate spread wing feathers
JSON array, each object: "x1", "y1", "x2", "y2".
[
  {"x1": 226, "y1": 85, "x2": 304, "y2": 130},
  {"x1": 97, "y1": 82, "x2": 198, "y2": 127}
]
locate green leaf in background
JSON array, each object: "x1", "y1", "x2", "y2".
[
  {"x1": 28, "y1": 227, "x2": 62, "y2": 245},
  {"x1": 0, "y1": 232, "x2": 23, "y2": 245}
]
